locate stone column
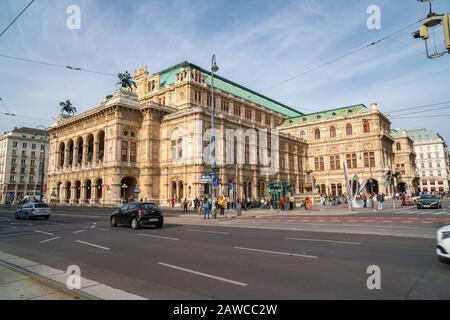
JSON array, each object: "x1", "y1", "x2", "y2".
[
  {"x1": 73, "y1": 146, "x2": 79, "y2": 167},
  {"x1": 82, "y1": 143, "x2": 88, "y2": 165},
  {"x1": 71, "y1": 186, "x2": 76, "y2": 205},
  {"x1": 93, "y1": 139, "x2": 99, "y2": 163},
  {"x1": 64, "y1": 148, "x2": 70, "y2": 167}
]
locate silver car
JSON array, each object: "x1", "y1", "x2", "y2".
[{"x1": 15, "y1": 202, "x2": 51, "y2": 220}]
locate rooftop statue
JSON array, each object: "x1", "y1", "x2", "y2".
[
  {"x1": 117, "y1": 71, "x2": 137, "y2": 91},
  {"x1": 59, "y1": 99, "x2": 77, "y2": 116}
]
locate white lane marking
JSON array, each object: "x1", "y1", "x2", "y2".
[
  {"x1": 90, "y1": 222, "x2": 97, "y2": 229},
  {"x1": 34, "y1": 230, "x2": 54, "y2": 236},
  {"x1": 73, "y1": 229, "x2": 86, "y2": 234},
  {"x1": 75, "y1": 240, "x2": 110, "y2": 250},
  {"x1": 158, "y1": 262, "x2": 248, "y2": 287},
  {"x1": 234, "y1": 246, "x2": 318, "y2": 259},
  {"x1": 0, "y1": 225, "x2": 16, "y2": 228},
  {"x1": 10, "y1": 222, "x2": 34, "y2": 226},
  {"x1": 95, "y1": 228, "x2": 108, "y2": 231},
  {"x1": 186, "y1": 229, "x2": 230, "y2": 235},
  {"x1": 417, "y1": 212, "x2": 428, "y2": 215},
  {"x1": 138, "y1": 234, "x2": 179, "y2": 241},
  {"x1": 285, "y1": 237, "x2": 361, "y2": 245},
  {"x1": 40, "y1": 236, "x2": 61, "y2": 243},
  {"x1": 432, "y1": 212, "x2": 443, "y2": 215},
  {"x1": 421, "y1": 222, "x2": 433, "y2": 224}
]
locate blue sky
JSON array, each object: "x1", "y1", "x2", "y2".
[{"x1": 1, "y1": 0, "x2": 449, "y2": 139}]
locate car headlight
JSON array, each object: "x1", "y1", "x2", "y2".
[{"x1": 442, "y1": 231, "x2": 450, "y2": 240}]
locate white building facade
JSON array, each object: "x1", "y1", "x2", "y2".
[
  {"x1": 404, "y1": 128, "x2": 449, "y2": 193},
  {"x1": 0, "y1": 127, "x2": 49, "y2": 204}
]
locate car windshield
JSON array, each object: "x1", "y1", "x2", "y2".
[
  {"x1": 35, "y1": 203, "x2": 49, "y2": 208},
  {"x1": 141, "y1": 203, "x2": 159, "y2": 211},
  {"x1": 420, "y1": 195, "x2": 438, "y2": 200}
]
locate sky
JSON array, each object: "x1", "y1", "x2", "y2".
[{"x1": 0, "y1": 0, "x2": 449, "y2": 139}]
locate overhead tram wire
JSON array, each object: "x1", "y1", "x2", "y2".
[
  {"x1": 0, "y1": 110, "x2": 53, "y2": 123},
  {"x1": 0, "y1": 54, "x2": 116, "y2": 77},
  {"x1": 0, "y1": 98, "x2": 19, "y2": 126},
  {"x1": 387, "y1": 104, "x2": 450, "y2": 118},
  {"x1": 246, "y1": 17, "x2": 426, "y2": 99},
  {"x1": 389, "y1": 114, "x2": 450, "y2": 120},
  {"x1": 384, "y1": 100, "x2": 450, "y2": 114},
  {"x1": 0, "y1": 0, "x2": 37, "y2": 39}
]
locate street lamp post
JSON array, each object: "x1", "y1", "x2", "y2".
[
  {"x1": 34, "y1": 126, "x2": 48, "y2": 203},
  {"x1": 210, "y1": 54, "x2": 219, "y2": 219}
]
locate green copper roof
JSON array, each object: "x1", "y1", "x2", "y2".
[
  {"x1": 280, "y1": 104, "x2": 369, "y2": 126},
  {"x1": 390, "y1": 128, "x2": 401, "y2": 137},
  {"x1": 157, "y1": 61, "x2": 303, "y2": 118}
]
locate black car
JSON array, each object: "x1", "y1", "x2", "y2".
[
  {"x1": 417, "y1": 194, "x2": 442, "y2": 209},
  {"x1": 110, "y1": 202, "x2": 164, "y2": 230}
]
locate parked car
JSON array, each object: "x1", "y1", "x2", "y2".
[
  {"x1": 110, "y1": 202, "x2": 164, "y2": 230},
  {"x1": 15, "y1": 202, "x2": 51, "y2": 220},
  {"x1": 437, "y1": 225, "x2": 450, "y2": 264},
  {"x1": 417, "y1": 194, "x2": 442, "y2": 209}
]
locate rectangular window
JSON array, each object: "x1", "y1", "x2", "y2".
[
  {"x1": 346, "y1": 153, "x2": 357, "y2": 169},
  {"x1": 363, "y1": 152, "x2": 375, "y2": 168},
  {"x1": 265, "y1": 116, "x2": 271, "y2": 127},
  {"x1": 330, "y1": 155, "x2": 340, "y2": 170},
  {"x1": 245, "y1": 108, "x2": 252, "y2": 120},
  {"x1": 11, "y1": 158, "x2": 16, "y2": 165},
  {"x1": 233, "y1": 105, "x2": 241, "y2": 116},
  {"x1": 12, "y1": 149, "x2": 17, "y2": 156},
  {"x1": 130, "y1": 142, "x2": 137, "y2": 162},
  {"x1": 31, "y1": 151, "x2": 36, "y2": 158},
  {"x1": 22, "y1": 143, "x2": 27, "y2": 149},
  {"x1": 255, "y1": 112, "x2": 262, "y2": 123},
  {"x1": 40, "y1": 144, "x2": 45, "y2": 151},
  {"x1": 10, "y1": 175, "x2": 15, "y2": 182},
  {"x1": 13, "y1": 141, "x2": 17, "y2": 148},
  {"x1": 121, "y1": 141, "x2": 128, "y2": 161},
  {"x1": 298, "y1": 156, "x2": 303, "y2": 172},
  {"x1": 32, "y1": 144, "x2": 36, "y2": 150},
  {"x1": 21, "y1": 159, "x2": 26, "y2": 165},
  {"x1": 315, "y1": 157, "x2": 325, "y2": 171}
]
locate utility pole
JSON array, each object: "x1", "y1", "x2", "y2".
[{"x1": 210, "y1": 54, "x2": 219, "y2": 219}]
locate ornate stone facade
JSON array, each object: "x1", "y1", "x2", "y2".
[{"x1": 47, "y1": 62, "x2": 307, "y2": 206}]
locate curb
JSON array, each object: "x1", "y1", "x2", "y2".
[
  {"x1": 0, "y1": 259, "x2": 97, "y2": 300},
  {"x1": 0, "y1": 251, "x2": 148, "y2": 300}
]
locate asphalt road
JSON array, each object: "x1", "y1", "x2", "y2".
[{"x1": 0, "y1": 207, "x2": 449, "y2": 299}]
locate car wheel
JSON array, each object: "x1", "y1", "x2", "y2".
[
  {"x1": 155, "y1": 222, "x2": 163, "y2": 229},
  {"x1": 110, "y1": 217, "x2": 117, "y2": 227},
  {"x1": 15, "y1": 213, "x2": 19, "y2": 220},
  {"x1": 44, "y1": 216, "x2": 49, "y2": 220},
  {"x1": 131, "y1": 218, "x2": 139, "y2": 230}
]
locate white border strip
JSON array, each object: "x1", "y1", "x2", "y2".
[
  {"x1": 138, "y1": 234, "x2": 179, "y2": 241},
  {"x1": 285, "y1": 237, "x2": 361, "y2": 245},
  {"x1": 34, "y1": 230, "x2": 54, "y2": 236},
  {"x1": 40, "y1": 236, "x2": 61, "y2": 243}
]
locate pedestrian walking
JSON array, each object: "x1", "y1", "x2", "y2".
[
  {"x1": 377, "y1": 192, "x2": 385, "y2": 211},
  {"x1": 183, "y1": 198, "x2": 188, "y2": 213},
  {"x1": 203, "y1": 196, "x2": 210, "y2": 219},
  {"x1": 170, "y1": 196, "x2": 175, "y2": 208}
]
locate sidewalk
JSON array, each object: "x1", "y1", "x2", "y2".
[{"x1": 0, "y1": 263, "x2": 79, "y2": 300}]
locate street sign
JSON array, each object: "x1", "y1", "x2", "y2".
[
  {"x1": 228, "y1": 183, "x2": 233, "y2": 190},
  {"x1": 201, "y1": 175, "x2": 211, "y2": 183},
  {"x1": 211, "y1": 166, "x2": 219, "y2": 173},
  {"x1": 212, "y1": 177, "x2": 220, "y2": 187}
]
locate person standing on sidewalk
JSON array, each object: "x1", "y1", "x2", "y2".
[
  {"x1": 219, "y1": 196, "x2": 225, "y2": 216},
  {"x1": 279, "y1": 197, "x2": 285, "y2": 211},
  {"x1": 203, "y1": 196, "x2": 210, "y2": 219},
  {"x1": 320, "y1": 194, "x2": 326, "y2": 211},
  {"x1": 236, "y1": 199, "x2": 242, "y2": 216},
  {"x1": 377, "y1": 192, "x2": 385, "y2": 211}
]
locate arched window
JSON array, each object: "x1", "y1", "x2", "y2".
[
  {"x1": 396, "y1": 142, "x2": 401, "y2": 151},
  {"x1": 346, "y1": 124, "x2": 353, "y2": 136},
  {"x1": 314, "y1": 129, "x2": 321, "y2": 140},
  {"x1": 363, "y1": 120, "x2": 370, "y2": 133},
  {"x1": 300, "y1": 131, "x2": 306, "y2": 140},
  {"x1": 171, "y1": 128, "x2": 184, "y2": 161},
  {"x1": 330, "y1": 126, "x2": 336, "y2": 138}
]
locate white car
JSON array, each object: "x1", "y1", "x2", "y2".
[{"x1": 437, "y1": 225, "x2": 450, "y2": 264}]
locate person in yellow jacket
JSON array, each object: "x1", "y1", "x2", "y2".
[{"x1": 219, "y1": 196, "x2": 225, "y2": 216}]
